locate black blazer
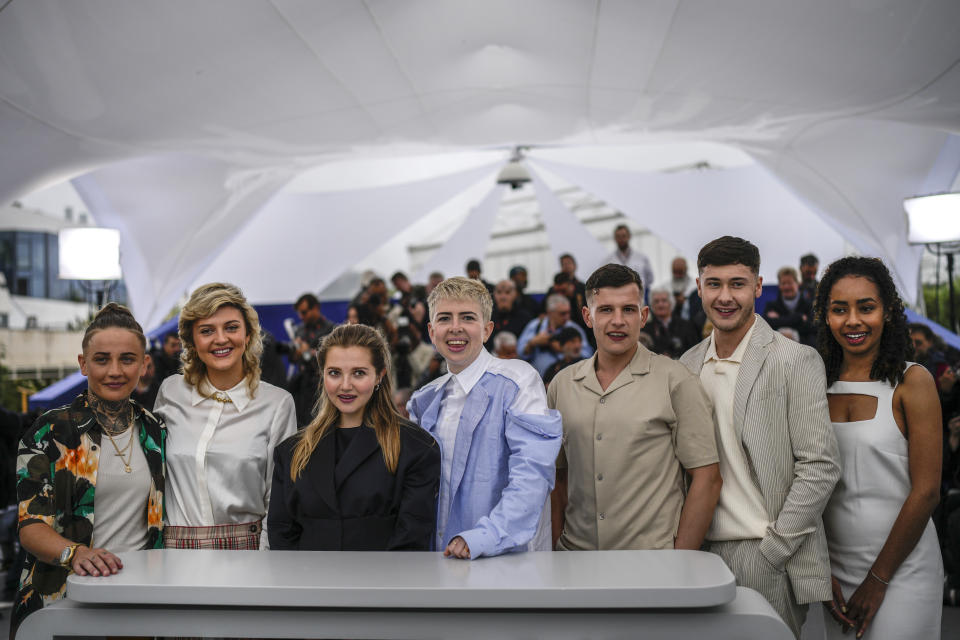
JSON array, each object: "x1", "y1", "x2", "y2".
[{"x1": 268, "y1": 419, "x2": 440, "y2": 551}]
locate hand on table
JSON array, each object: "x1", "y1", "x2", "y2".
[
  {"x1": 72, "y1": 546, "x2": 122, "y2": 577},
  {"x1": 444, "y1": 536, "x2": 471, "y2": 559}
]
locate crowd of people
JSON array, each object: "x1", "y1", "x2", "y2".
[{"x1": 6, "y1": 227, "x2": 957, "y2": 640}]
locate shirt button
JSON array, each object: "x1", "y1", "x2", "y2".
[
  {"x1": 599, "y1": 398, "x2": 606, "y2": 404},
  {"x1": 597, "y1": 474, "x2": 603, "y2": 481},
  {"x1": 596, "y1": 434, "x2": 602, "y2": 441},
  {"x1": 598, "y1": 513, "x2": 605, "y2": 520}
]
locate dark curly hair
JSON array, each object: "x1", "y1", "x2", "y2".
[{"x1": 814, "y1": 256, "x2": 913, "y2": 386}]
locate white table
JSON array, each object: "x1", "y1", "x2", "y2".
[{"x1": 18, "y1": 550, "x2": 792, "y2": 639}]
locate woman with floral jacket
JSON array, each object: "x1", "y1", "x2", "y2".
[{"x1": 12, "y1": 304, "x2": 165, "y2": 635}]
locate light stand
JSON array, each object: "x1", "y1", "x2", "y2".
[{"x1": 905, "y1": 193, "x2": 960, "y2": 333}]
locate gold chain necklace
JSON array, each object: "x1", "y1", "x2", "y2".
[{"x1": 103, "y1": 407, "x2": 135, "y2": 473}]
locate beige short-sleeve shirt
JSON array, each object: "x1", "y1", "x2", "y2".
[{"x1": 547, "y1": 344, "x2": 718, "y2": 550}]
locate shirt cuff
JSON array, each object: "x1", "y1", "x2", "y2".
[{"x1": 456, "y1": 528, "x2": 490, "y2": 560}]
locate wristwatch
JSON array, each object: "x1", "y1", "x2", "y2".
[{"x1": 57, "y1": 543, "x2": 81, "y2": 568}]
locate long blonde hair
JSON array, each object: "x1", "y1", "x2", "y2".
[
  {"x1": 178, "y1": 282, "x2": 263, "y2": 397},
  {"x1": 290, "y1": 324, "x2": 403, "y2": 478}
]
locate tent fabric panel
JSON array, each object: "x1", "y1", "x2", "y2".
[
  {"x1": 530, "y1": 157, "x2": 846, "y2": 287},
  {"x1": 191, "y1": 162, "x2": 500, "y2": 306},
  {"x1": 414, "y1": 183, "x2": 505, "y2": 283},
  {"x1": 528, "y1": 165, "x2": 610, "y2": 277},
  {"x1": 72, "y1": 155, "x2": 294, "y2": 329}
]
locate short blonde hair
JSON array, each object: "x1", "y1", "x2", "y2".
[
  {"x1": 179, "y1": 282, "x2": 263, "y2": 397},
  {"x1": 777, "y1": 266, "x2": 799, "y2": 282},
  {"x1": 427, "y1": 277, "x2": 493, "y2": 323}
]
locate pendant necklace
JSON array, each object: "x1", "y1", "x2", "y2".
[{"x1": 104, "y1": 407, "x2": 135, "y2": 473}]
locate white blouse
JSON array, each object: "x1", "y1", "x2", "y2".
[{"x1": 154, "y1": 374, "x2": 297, "y2": 549}]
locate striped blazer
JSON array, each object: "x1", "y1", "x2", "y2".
[{"x1": 680, "y1": 316, "x2": 841, "y2": 604}]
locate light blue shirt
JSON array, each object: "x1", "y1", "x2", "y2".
[
  {"x1": 517, "y1": 317, "x2": 593, "y2": 376},
  {"x1": 408, "y1": 349, "x2": 562, "y2": 559}
]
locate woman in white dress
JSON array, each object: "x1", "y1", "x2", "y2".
[
  {"x1": 155, "y1": 282, "x2": 297, "y2": 550},
  {"x1": 816, "y1": 257, "x2": 943, "y2": 639}
]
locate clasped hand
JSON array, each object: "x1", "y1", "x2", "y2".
[{"x1": 824, "y1": 574, "x2": 885, "y2": 638}]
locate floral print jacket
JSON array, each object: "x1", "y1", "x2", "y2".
[{"x1": 12, "y1": 392, "x2": 166, "y2": 632}]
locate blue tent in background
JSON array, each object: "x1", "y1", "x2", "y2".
[{"x1": 905, "y1": 308, "x2": 960, "y2": 352}]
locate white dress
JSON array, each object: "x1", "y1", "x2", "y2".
[{"x1": 822, "y1": 369, "x2": 943, "y2": 639}]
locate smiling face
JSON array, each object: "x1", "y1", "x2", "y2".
[
  {"x1": 428, "y1": 298, "x2": 494, "y2": 374},
  {"x1": 585, "y1": 284, "x2": 647, "y2": 360},
  {"x1": 698, "y1": 263, "x2": 762, "y2": 337},
  {"x1": 827, "y1": 275, "x2": 885, "y2": 359},
  {"x1": 323, "y1": 345, "x2": 382, "y2": 427},
  {"x1": 79, "y1": 328, "x2": 147, "y2": 402},
  {"x1": 192, "y1": 305, "x2": 249, "y2": 387}
]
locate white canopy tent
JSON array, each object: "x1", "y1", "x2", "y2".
[{"x1": 2, "y1": 1, "x2": 959, "y2": 329}]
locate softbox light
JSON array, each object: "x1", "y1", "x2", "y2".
[
  {"x1": 904, "y1": 193, "x2": 960, "y2": 244},
  {"x1": 58, "y1": 228, "x2": 122, "y2": 280}
]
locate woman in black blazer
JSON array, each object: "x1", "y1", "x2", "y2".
[{"x1": 268, "y1": 323, "x2": 440, "y2": 551}]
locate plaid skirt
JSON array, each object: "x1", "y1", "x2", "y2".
[{"x1": 163, "y1": 520, "x2": 262, "y2": 550}]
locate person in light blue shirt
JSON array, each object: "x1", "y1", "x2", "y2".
[
  {"x1": 517, "y1": 294, "x2": 593, "y2": 376},
  {"x1": 408, "y1": 277, "x2": 563, "y2": 560}
]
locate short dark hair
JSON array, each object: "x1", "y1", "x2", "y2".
[
  {"x1": 697, "y1": 236, "x2": 761, "y2": 275},
  {"x1": 559, "y1": 253, "x2": 576, "y2": 264},
  {"x1": 800, "y1": 253, "x2": 819, "y2": 267},
  {"x1": 908, "y1": 322, "x2": 935, "y2": 342},
  {"x1": 390, "y1": 271, "x2": 408, "y2": 283},
  {"x1": 295, "y1": 293, "x2": 320, "y2": 310},
  {"x1": 466, "y1": 259, "x2": 482, "y2": 272},
  {"x1": 553, "y1": 272, "x2": 573, "y2": 285},
  {"x1": 555, "y1": 326, "x2": 582, "y2": 345},
  {"x1": 614, "y1": 224, "x2": 630, "y2": 234},
  {"x1": 164, "y1": 331, "x2": 180, "y2": 343},
  {"x1": 584, "y1": 264, "x2": 644, "y2": 305},
  {"x1": 509, "y1": 265, "x2": 527, "y2": 277}
]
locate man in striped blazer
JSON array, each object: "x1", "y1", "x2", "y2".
[{"x1": 679, "y1": 236, "x2": 841, "y2": 639}]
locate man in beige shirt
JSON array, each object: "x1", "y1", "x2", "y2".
[{"x1": 548, "y1": 264, "x2": 721, "y2": 551}]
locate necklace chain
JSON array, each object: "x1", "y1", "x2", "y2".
[{"x1": 102, "y1": 406, "x2": 135, "y2": 473}]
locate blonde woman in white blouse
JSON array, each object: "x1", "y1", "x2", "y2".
[{"x1": 155, "y1": 283, "x2": 296, "y2": 550}]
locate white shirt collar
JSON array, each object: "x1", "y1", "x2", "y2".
[
  {"x1": 191, "y1": 376, "x2": 252, "y2": 413},
  {"x1": 448, "y1": 348, "x2": 492, "y2": 396},
  {"x1": 704, "y1": 314, "x2": 758, "y2": 365}
]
